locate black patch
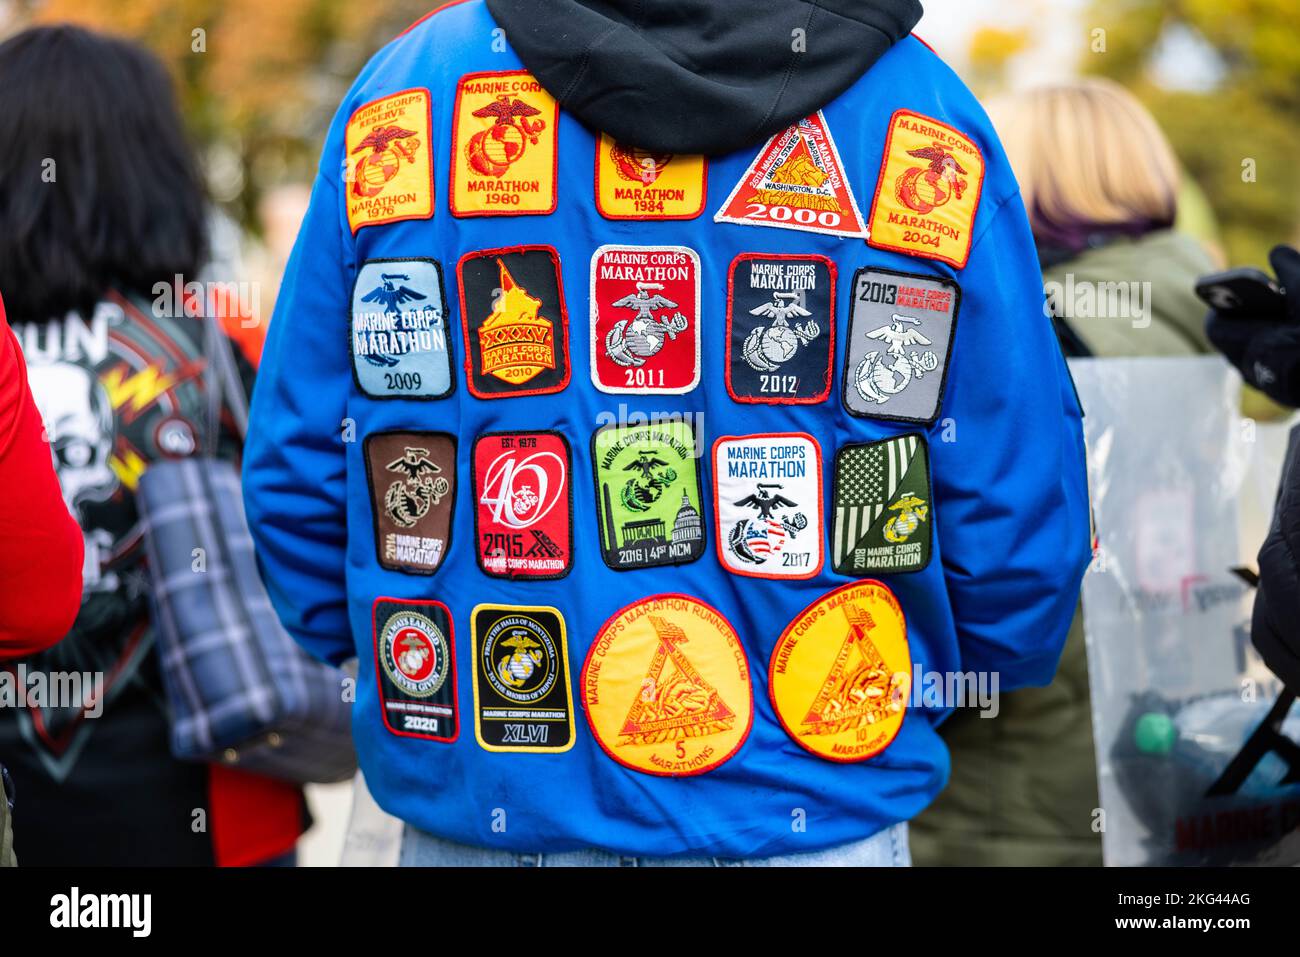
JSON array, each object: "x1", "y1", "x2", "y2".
[
  {"x1": 471, "y1": 605, "x2": 575, "y2": 753},
  {"x1": 726, "y1": 253, "x2": 836, "y2": 404},
  {"x1": 456, "y1": 245, "x2": 570, "y2": 399},
  {"x1": 373, "y1": 598, "x2": 458, "y2": 742}
]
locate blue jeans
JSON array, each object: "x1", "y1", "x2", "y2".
[{"x1": 399, "y1": 822, "x2": 910, "y2": 867}]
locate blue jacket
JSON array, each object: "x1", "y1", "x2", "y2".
[{"x1": 243, "y1": 0, "x2": 1091, "y2": 857}]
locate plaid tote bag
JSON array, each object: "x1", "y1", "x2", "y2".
[{"x1": 136, "y1": 311, "x2": 356, "y2": 784}]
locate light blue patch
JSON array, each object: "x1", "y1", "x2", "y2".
[{"x1": 351, "y1": 259, "x2": 453, "y2": 399}]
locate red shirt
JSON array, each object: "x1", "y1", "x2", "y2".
[{"x1": 0, "y1": 296, "x2": 83, "y2": 657}]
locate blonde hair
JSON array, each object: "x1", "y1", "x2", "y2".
[{"x1": 989, "y1": 78, "x2": 1180, "y2": 236}]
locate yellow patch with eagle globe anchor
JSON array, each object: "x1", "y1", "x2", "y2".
[
  {"x1": 345, "y1": 88, "x2": 434, "y2": 233},
  {"x1": 451, "y1": 70, "x2": 558, "y2": 217},
  {"x1": 769, "y1": 580, "x2": 910, "y2": 762},
  {"x1": 867, "y1": 109, "x2": 985, "y2": 269},
  {"x1": 594, "y1": 133, "x2": 707, "y2": 220},
  {"x1": 582, "y1": 595, "x2": 752, "y2": 776}
]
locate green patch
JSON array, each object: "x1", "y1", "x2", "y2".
[
  {"x1": 832, "y1": 434, "x2": 932, "y2": 575},
  {"x1": 591, "y1": 420, "x2": 706, "y2": 570}
]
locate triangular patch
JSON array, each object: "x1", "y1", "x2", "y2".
[
  {"x1": 714, "y1": 111, "x2": 868, "y2": 239},
  {"x1": 618, "y1": 615, "x2": 736, "y2": 745},
  {"x1": 800, "y1": 601, "x2": 896, "y2": 736}
]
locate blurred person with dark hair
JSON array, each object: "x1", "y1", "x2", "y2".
[
  {"x1": 0, "y1": 24, "x2": 303, "y2": 866},
  {"x1": 911, "y1": 77, "x2": 1217, "y2": 867}
]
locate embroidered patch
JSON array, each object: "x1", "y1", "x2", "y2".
[
  {"x1": 713, "y1": 433, "x2": 824, "y2": 580},
  {"x1": 364, "y1": 431, "x2": 456, "y2": 575},
  {"x1": 373, "y1": 598, "x2": 458, "y2": 742},
  {"x1": 592, "y1": 421, "x2": 706, "y2": 571},
  {"x1": 769, "y1": 580, "x2": 910, "y2": 762},
  {"x1": 714, "y1": 111, "x2": 867, "y2": 238},
  {"x1": 471, "y1": 604, "x2": 574, "y2": 753},
  {"x1": 867, "y1": 109, "x2": 986, "y2": 268},
  {"x1": 589, "y1": 245, "x2": 701, "y2": 395},
  {"x1": 843, "y1": 268, "x2": 959, "y2": 423},
  {"x1": 832, "y1": 435, "x2": 932, "y2": 576},
  {"x1": 345, "y1": 89, "x2": 434, "y2": 234},
  {"x1": 726, "y1": 253, "x2": 835, "y2": 404},
  {"x1": 457, "y1": 245, "x2": 570, "y2": 398},
  {"x1": 450, "y1": 70, "x2": 558, "y2": 217},
  {"x1": 594, "y1": 134, "x2": 707, "y2": 220},
  {"x1": 581, "y1": 594, "x2": 752, "y2": 776},
  {"x1": 350, "y1": 259, "x2": 453, "y2": 400},
  {"x1": 472, "y1": 431, "x2": 572, "y2": 580}
]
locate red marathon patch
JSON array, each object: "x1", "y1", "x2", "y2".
[
  {"x1": 472, "y1": 431, "x2": 573, "y2": 580},
  {"x1": 590, "y1": 245, "x2": 701, "y2": 394}
]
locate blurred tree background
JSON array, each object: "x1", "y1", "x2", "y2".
[
  {"x1": 1084, "y1": 0, "x2": 1300, "y2": 267},
  {"x1": 5, "y1": 0, "x2": 436, "y2": 231},
  {"x1": 964, "y1": 0, "x2": 1300, "y2": 268}
]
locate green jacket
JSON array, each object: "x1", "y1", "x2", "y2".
[
  {"x1": 910, "y1": 230, "x2": 1216, "y2": 866},
  {"x1": 1046, "y1": 231, "x2": 1215, "y2": 357}
]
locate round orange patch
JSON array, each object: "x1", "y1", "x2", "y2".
[
  {"x1": 769, "y1": 580, "x2": 910, "y2": 763},
  {"x1": 581, "y1": 594, "x2": 752, "y2": 777}
]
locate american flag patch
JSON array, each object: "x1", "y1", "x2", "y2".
[{"x1": 832, "y1": 434, "x2": 932, "y2": 575}]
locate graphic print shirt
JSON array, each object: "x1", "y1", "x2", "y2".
[{"x1": 0, "y1": 290, "x2": 253, "y2": 865}]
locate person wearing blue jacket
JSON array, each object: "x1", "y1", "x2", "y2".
[{"x1": 243, "y1": 0, "x2": 1091, "y2": 866}]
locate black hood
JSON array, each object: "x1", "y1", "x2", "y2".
[{"x1": 484, "y1": 0, "x2": 923, "y2": 156}]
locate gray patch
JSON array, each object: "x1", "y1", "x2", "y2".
[
  {"x1": 351, "y1": 258, "x2": 453, "y2": 400},
  {"x1": 842, "y1": 268, "x2": 960, "y2": 424}
]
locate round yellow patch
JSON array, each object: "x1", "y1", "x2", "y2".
[
  {"x1": 769, "y1": 580, "x2": 910, "y2": 763},
  {"x1": 581, "y1": 594, "x2": 752, "y2": 777}
]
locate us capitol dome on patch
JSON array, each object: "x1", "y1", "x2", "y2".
[{"x1": 671, "y1": 491, "x2": 703, "y2": 545}]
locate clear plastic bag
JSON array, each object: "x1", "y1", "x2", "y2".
[{"x1": 1072, "y1": 357, "x2": 1300, "y2": 865}]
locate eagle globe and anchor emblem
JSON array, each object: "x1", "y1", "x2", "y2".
[
  {"x1": 728, "y1": 483, "x2": 809, "y2": 565},
  {"x1": 351, "y1": 124, "x2": 422, "y2": 198},
  {"x1": 485, "y1": 619, "x2": 556, "y2": 701},
  {"x1": 619, "y1": 449, "x2": 678, "y2": 512},
  {"x1": 384, "y1": 447, "x2": 450, "y2": 528},
  {"x1": 495, "y1": 630, "x2": 545, "y2": 690},
  {"x1": 609, "y1": 141, "x2": 672, "y2": 185},
  {"x1": 853, "y1": 313, "x2": 939, "y2": 405},
  {"x1": 742, "y1": 290, "x2": 821, "y2": 373},
  {"x1": 466, "y1": 93, "x2": 547, "y2": 177},
  {"x1": 895, "y1": 142, "x2": 969, "y2": 215},
  {"x1": 358, "y1": 272, "x2": 429, "y2": 368},
  {"x1": 883, "y1": 491, "x2": 929, "y2": 544},
  {"x1": 604, "y1": 282, "x2": 690, "y2": 368},
  {"x1": 381, "y1": 612, "x2": 448, "y2": 699}
]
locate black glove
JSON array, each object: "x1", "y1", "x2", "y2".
[{"x1": 1206, "y1": 245, "x2": 1300, "y2": 406}]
